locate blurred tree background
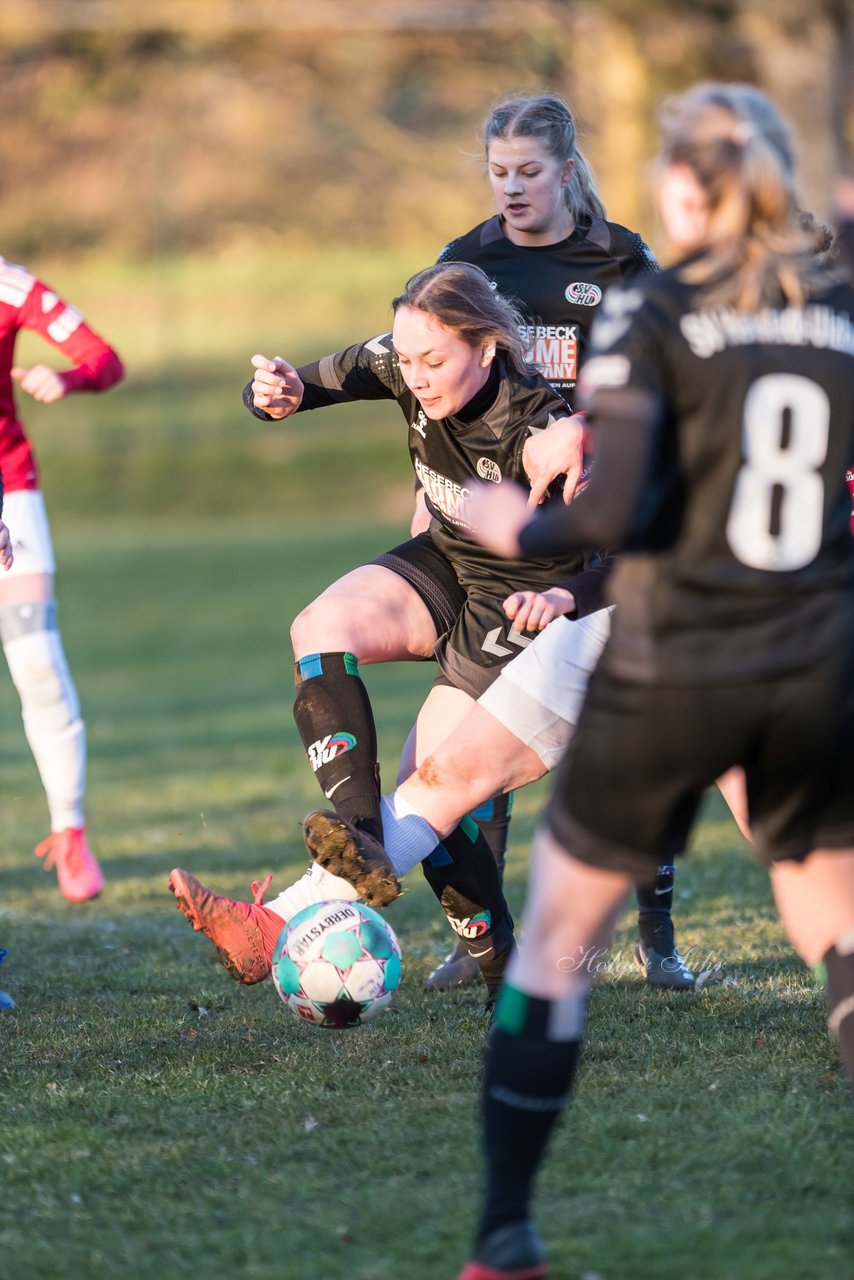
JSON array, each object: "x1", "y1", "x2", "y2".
[{"x1": 0, "y1": 0, "x2": 851, "y2": 520}]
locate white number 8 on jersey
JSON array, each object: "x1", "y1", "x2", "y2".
[{"x1": 726, "y1": 373, "x2": 830, "y2": 571}]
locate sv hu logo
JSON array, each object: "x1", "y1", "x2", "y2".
[
  {"x1": 476, "y1": 457, "x2": 502, "y2": 483},
  {"x1": 447, "y1": 911, "x2": 491, "y2": 939},
  {"x1": 306, "y1": 732, "x2": 356, "y2": 772},
  {"x1": 565, "y1": 281, "x2": 603, "y2": 306}
]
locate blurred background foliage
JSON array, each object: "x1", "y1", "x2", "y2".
[{"x1": 0, "y1": 0, "x2": 852, "y2": 520}]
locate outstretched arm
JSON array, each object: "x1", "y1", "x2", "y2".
[{"x1": 244, "y1": 334, "x2": 401, "y2": 423}]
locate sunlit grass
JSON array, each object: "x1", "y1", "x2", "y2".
[{"x1": 0, "y1": 518, "x2": 849, "y2": 1280}]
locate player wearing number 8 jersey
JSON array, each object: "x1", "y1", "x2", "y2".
[{"x1": 456, "y1": 83, "x2": 854, "y2": 1279}]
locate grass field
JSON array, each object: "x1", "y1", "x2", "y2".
[
  {"x1": 13, "y1": 248, "x2": 431, "y2": 520},
  {"x1": 0, "y1": 515, "x2": 850, "y2": 1280}
]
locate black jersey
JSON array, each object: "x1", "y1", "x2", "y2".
[
  {"x1": 438, "y1": 214, "x2": 658, "y2": 404},
  {"x1": 244, "y1": 335, "x2": 585, "y2": 586},
  {"x1": 584, "y1": 271, "x2": 854, "y2": 683}
]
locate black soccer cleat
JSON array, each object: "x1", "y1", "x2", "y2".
[
  {"x1": 424, "y1": 937, "x2": 483, "y2": 992},
  {"x1": 635, "y1": 919, "x2": 696, "y2": 991},
  {"x1": 301, "y1": 810, "x2": 402, "y2": 909},
  {"x1": 458, "y1": 1220, "x2": 549, "y2": 1279}
]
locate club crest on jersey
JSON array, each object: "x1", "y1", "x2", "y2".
[
  {"x1": 476, "y1": 458, "x2": 502, "y2": 483},
  {"x1": 411, "y1": 409, "x2": 428, "y2": 439},
  {"x1": 565, "y1": 281, "x2": 603, "y2": 306},
  {"x1": 306, "y1": 732, "x2": 356, "y2": 772},
  {"x1": 446, "y1": 909, "x2": 491, "y2": 940}
]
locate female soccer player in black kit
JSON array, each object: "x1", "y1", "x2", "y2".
[
  {"x1": 456, "y1": 83, "x2": 854, "y2": 1280},
  {"x1": 169, "y1": 261, "x2": 593, "y2": 1001},
  {"x1": 420, "y1": 91, "x2": 688, "y2": 993}
]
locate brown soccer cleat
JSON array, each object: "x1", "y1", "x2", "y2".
[
  {"x1": 301, "y1": 810, "x2": 401, "y2": 908},
  {"x1": 168, "y1": 868, "x2": 284, "y2": 985}
]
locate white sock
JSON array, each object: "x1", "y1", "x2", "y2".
[
  {"x1": 381, "y1": 792, "x2": 440, "y2": 877},
  {"x1": 265, "y1": 862, "x2": 359, "y2": 923},
  {"x1": 3, "y1": 627, "x2": 86, "y2": 831}
]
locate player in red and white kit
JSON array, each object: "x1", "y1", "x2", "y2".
[{"x1": 0, "y1": 256, "x2": 124, "y2": 901}]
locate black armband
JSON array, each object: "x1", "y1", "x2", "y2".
[{"x1": 243, "y1": 380, "x2": 275, "y2": 422}]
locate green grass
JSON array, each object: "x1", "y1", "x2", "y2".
[
  {"x1": 0, "y1": 516, "x2": 850, "y2": 1280},
  {"x1": 14, "y1": 247, "x2": 434, "y2": 519}
]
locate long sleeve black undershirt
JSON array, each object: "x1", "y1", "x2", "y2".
[{"x1": 519, "y1": 387, "x2": 661, "y2": 561}]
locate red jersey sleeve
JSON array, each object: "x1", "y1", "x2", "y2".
[{"x1": 18, "y1": 274, "x2": 124, "y2": 393}]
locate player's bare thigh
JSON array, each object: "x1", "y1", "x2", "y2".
[
  {"x1": 397, "y1": 695, "x2": 547, "y2": 838},
  {"x1": 290, "y1": 562, "x2": 438, "y2": 664},
  {"x1": 395, "y1": 613, "x2": 609, "y2": 834},
  {"x1": 0, "y1": 571, "x2": 53, "y2": 605}
]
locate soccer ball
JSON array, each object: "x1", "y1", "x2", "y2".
[{"x1": 272, "y1": 899, "x2": 402, "y2": 1029}]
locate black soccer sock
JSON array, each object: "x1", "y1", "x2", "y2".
[
  {"x1": 478, "y1": 984, "x2": 585, "y2": 1241},
  {"x1": 817, "y1": 931, "x2": 854, "y2": 1092},
  {"x1": 293, "y1": 651, "x2": 383, "y2": 840},
  {"x1": 636, "y1": 864, "x2": 676, "y2": 945},
  {"x1": 420, "y1": 817, "x2": 514, "y2": 998},
  {"x1": 468, "y1": 791, "x2": 514, "y2": 881}
]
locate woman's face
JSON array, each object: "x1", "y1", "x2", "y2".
[
  {"x1": 392, "y1": 304, "x2": 493, "y2": 419},
  {"x1": 487, "y1": 135, "x2": 575, "y2": 245},
  {"x1": 659, "y1": 163, "x2": 710, "y2": 254}
]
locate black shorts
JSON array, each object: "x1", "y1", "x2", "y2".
[
  {"x1": 545, "y1": 651, "x2": 854, "y2": 876},
  {"x1": 372, "y1": 532, "x2": 541, "y2": 699}
]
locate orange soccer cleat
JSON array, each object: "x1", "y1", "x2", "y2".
[
  {"x1": 35, "y1": 826, "x2": 105, "y2": 903},
  {"x1": 168, "y1": 868, "x2": 284, "y2": 985}
]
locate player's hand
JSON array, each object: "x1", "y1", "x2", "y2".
[
  {"x1": 11, "y1": 364, "x2": 66, "y2": 404},
  {"x1": 503, "y1": 587, "x2": 576, "y2": 631},
  {"x1": 250, "y1": 353, "x2": 304, "y2": 419},
  {"x1": 465, "y1": 479, "x2": 530, "y2": 559},
  {"x1": 522, "y1": 413, "x2": 586, "y2": 506},
  {"x1": 410, "y1": 488, "x2": 431, "y2": 537},
  {"x1": 0, "y1": 520, "x2": 14, "y2": 571}
]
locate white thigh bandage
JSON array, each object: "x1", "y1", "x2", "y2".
[
  {"x1": 1, "y1": 490, "x2": 57, "y2": 577},
  {"x1": 478, "y1": 609, "x2": 612, "y2": 772},
  {"x1": 0, "y1": 600, "x2": 86, "y2": 830}
]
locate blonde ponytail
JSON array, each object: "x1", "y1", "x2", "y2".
[{"x1": 659, "y1": 83, "x2": 826, "y2": 310}]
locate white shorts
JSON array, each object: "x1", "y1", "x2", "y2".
[
  {"x1": 477, "y1": 609, "x2": 612, "y2": 771},
  {"x1": 1, "y1": 490, "x2": 56, "y2": 578}
]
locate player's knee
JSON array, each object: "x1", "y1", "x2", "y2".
[
  {"x1": 290, "y1": 594, "x2": 354, "y2": 655},
  {"x1": 0, "y1": 604, "x2": 78, "y2": 713},
  {"x1": 417, "y1": 748, "x2": 491, "y2": 801}
]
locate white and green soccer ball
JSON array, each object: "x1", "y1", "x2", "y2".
[{"x1": 272, "y1": 899, "x2": 402, "y2": 1029}]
